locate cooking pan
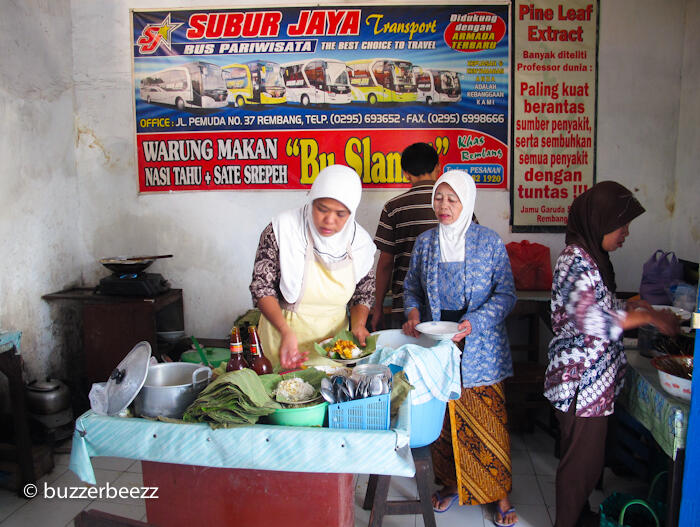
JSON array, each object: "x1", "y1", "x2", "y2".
[{"x1": 100, "y1": 254, "x2": 173, "y2": 274}]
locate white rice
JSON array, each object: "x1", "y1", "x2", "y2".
[
  {"x1": 314, "y1": 365, "x2": 353, "y2": 377},
  {"x1": 276, "y1": 378, "x2": 315, "y2": 402}
]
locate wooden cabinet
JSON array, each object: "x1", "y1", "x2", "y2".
[{"x1": 43, "y1": 288, "x2": 184, "y2": 384}]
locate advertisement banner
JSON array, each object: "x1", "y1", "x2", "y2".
[
  {"x1": 511, "y1": 0, "x2": 597, "y2": 230},
  {"x1": 131, "y1": 5, "x2": 511, "y2": 192}
]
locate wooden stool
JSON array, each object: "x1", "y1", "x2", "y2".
[{"x1": 362, "y1": 446, "x2": 436, "y2": 527}]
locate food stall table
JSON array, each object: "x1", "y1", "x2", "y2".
[
  {"x1": 70, "y1": 399, "x2": 414, "y2": 527},
  {"x1": 617, "y1": 346, "x2": 690, "y2": 527}
]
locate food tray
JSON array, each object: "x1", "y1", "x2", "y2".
[{"x1": 328, "y1": 393, "x2": 390, "y2": 431}]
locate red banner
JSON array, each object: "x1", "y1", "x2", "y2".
[{"x1": 138, "y1": 128, "x2": 507, "y2": 190}]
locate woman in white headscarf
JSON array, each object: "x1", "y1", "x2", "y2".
[
  {"x1": 249, "y1": 165, "x2": 376, "y2": 370},
  {"x1": 402, "y1": 171, "x2": 518, "y2": 526}
]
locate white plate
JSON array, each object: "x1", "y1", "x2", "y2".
[
  {"x1": 652, "y1": 305, "x2": 691, "y2": 321},
  {"x1": 276, "y1": 394, "x2": 322, "y2": 405},
  {"x1": 415, "y1": 321, "x2": 461, "y2": 340}
]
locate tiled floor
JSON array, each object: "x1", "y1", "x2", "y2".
[{"x1": 0, "y1": 428, "x2": 647, "y2": 527}]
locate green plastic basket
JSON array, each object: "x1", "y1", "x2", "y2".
[
  {"x1": 599, "y1": 472, "x2": 666, "y2": 527},
  {"x1": 599, "y1": 496, "x2": 659, "y2": 527}
]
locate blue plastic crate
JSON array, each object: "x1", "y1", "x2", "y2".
[{"x1": 328, "y1": 393, "x2": 390, "y2": 430}]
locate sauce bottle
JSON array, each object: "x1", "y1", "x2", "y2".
[
  {"x1": 248, "y1": 325, "x2": 272, "y2": 375},
  {"x1": 226, "y1": 326, "x2": 249, "y2": 372}
]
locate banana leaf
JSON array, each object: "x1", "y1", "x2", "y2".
[
  {"x1": 183, "y1": 368, "x2": 281, "y2": 426},
  {"x1": 313, "y1": 329, "x2": 378, "y2": 360}
]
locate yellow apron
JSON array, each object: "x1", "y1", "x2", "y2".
[{"x1": 258, "y1": 244, "x2": 355, "y2": 368}]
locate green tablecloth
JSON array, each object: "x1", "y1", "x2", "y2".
[
  {"x1": 0, "y1": 330, "x2": 22, "y2": 354},
  {"x1": 70, "y1": 394, "x2": 414, "y2": 485},
  {"x1": 619, "y1": 346, "x2": 690, "y2": 458}
]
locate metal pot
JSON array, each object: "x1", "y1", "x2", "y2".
[
  {"x1": 26, "y1": 378, "x2": 71, "y2": 415},
  {"x1": 133, "y1": 362, "x2": 211, "y2": 419}
]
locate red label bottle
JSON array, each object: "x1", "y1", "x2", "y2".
[
  {"x1": 226, "y1": 326, "x2": 249, "y2": 372},
  {"x1": 248, "y1": 325, "x2": 272, "y2": 375}
]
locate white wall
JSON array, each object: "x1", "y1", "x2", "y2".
[
  {"x1": 598, "y1": 0, "x2": 698, "y2": 283},
  {"x1": 671, "y1": 0, "x2": 700, "y2": 264},
  {"x1": 1, "y1": 0, "x2": 698, "y2": 394},
  {"x1": 0, "y1": 0, "x2": 82, "y2": 393}
]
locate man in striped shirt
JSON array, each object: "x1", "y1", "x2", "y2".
[{"x1": 371, "y1": 142, "x2": 440, "y2": 330}]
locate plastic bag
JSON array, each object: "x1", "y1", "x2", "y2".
[
  {"x1": 639, "y1": 250, "x2": 683, "y2": 305},
  {"x1": 505, "y1": 240, "x2": 552, "y2": 290},
  {"x1": 671, "y1": 282, "x2": 697, "y2": 312}
]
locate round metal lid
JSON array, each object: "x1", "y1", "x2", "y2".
[
  {"x1": 105, "y1": 341, "x2": 152, "y2": 416},
  {"x1": 28, "y1": 379, "x2": 62, "y2": 392}
]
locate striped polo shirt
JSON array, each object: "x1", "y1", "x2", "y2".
[{"x1": 374, "y1": 182, "x2": 438, "y2": 314}]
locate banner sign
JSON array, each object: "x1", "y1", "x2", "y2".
[
  {"x1": 131, "y1": 5, "x2": 511, "y2": 192},
  {"x1": 511, "y1": 0, "x2": 597, "y2": 230}
]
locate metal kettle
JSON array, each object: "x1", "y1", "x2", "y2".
[{"x1": 25, "y1": 378, "x2": 71, "y2": 415}]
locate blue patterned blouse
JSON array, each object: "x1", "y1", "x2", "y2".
[
  {"x1": 404, "y1": 224, "x2": 516, "y2": 387},
  {"x1": 438, "y1": 262, "x2": 467, "y2": 310}
]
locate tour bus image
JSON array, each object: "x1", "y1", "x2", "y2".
[
  {"x1": 280, "y1": 59, "x2": 352, "y2": 106},
  {"x1": 222, "y1": 60, "x2": 286, "y2": 107},
  {"x1": 413, "y1": 67, "x2": 462, "y2": 105},
  {"x1": 139, "y1": 61, "x2": 228, "y2": 110},
  {"x1": 346, "y1": 58, "x2": 417, "y2": 104}
]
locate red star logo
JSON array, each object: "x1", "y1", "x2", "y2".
[{"x1": 136, "y1": 14, "x2": 183, "y2": 54}]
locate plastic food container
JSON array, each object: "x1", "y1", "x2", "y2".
[
  {"x1": 267, "y1": 401, "x2": 328, "y2": 427},
  {"x1": 651, "y1": 355, "x2": 693, "y2": 401},
  {"x1": 372, "y1": 329, "x2": 448, "y2": 447}
]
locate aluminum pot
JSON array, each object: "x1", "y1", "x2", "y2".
[
  {"x1": 26, "y1": 378, "x2": 71, "y2": 415},
  {"x1": 133, "y1": 362, "x2": 211, "y2": 419}
]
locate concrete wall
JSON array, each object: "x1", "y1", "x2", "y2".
[
  {"x1": 1, "y1": 0, "x2": 698, "y2": 396},
  {"x1": 0, "y1": 0, "x2": 82, "y2": 398},
  {"x1": 671, "y1": 0, "x2": 700, "y2": 263}
]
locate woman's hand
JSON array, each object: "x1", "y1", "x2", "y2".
[
  {"x1": 352, "y1": 325, "x2": 370, "y2": 347},
  {"x1": 402, "y1": 309, "x2": 421, "y2": 337},
  {"x1": 648, "y1": 309, "x2": 680, "y2": 336},
  {"x1": 278, "y1": 329, "x2": 308, "y2": 370},
  {"x1": 453, "y1": 319, "x2": 472, "y2": 342},
  {"x1": 350, "y1": 304, "x2": 371, "y2": 347}
]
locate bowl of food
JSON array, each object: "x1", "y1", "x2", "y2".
[
  {"x1": 650, "y1": 355, "x2": 693, "y2": 401},
  {"x1": 651, "y1": 305, "x2": 692, "y2": 322},
  {"x1": 268, "y1": 400, "x2": 328, "y2": 427},
  {"x1": 267, "y1": 377, "x2": 327, "y2": 426}
]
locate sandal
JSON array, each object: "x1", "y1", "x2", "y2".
[
  {"x1": 494, "y1": 504, "x2": 517, "y2": 527},
  {"x1": 432, "y1": 490, "x2": 459, "y2": 513}
]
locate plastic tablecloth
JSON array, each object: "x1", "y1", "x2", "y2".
[
  {"x1": 0, "y1": 330, "x2": 21, "y2": 354},
  {"x1": 619, "y1": 347, "x2": 690, "y2": 459},
  {"x1": 70, "y1": 396, "x2": 414, "y2": 484}
]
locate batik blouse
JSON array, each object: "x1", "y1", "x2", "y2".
[
  {"x1": 544, "y1": 244, "x2": 627, "y2": 417},
  {"x1": 403, "y1": 224, "x2": 516, "y2": 388}
]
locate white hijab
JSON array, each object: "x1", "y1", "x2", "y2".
[
  {"x1": 431, "y1": 170, "x2": 476, "y2": 262},
  {"x1": 272, "y1": 165, "x2": 376, "y2": 304}
]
